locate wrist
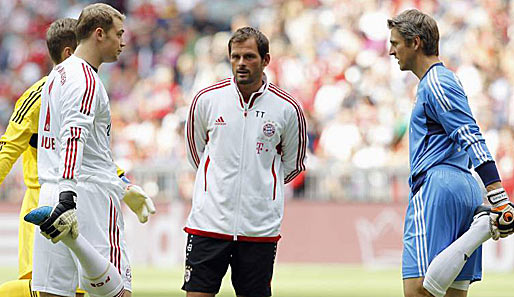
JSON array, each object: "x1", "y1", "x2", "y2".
[
  {"x1": 59, "y1": 191, "x2": 77, "y2": 209},
  {"x1": 487, "y1": 187, "x2": 509, "y2": 208}
]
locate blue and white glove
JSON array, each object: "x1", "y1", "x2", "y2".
[
  {"x1": 488, "y1": 188, "x2": 514, "y2": 240},
  {"x1": 39, "y1": 191, "x2": 79, "y2": 243}
]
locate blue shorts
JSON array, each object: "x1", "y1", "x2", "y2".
[{"x1": 402, "y1": 165, "x2": 483, "y2": 282}]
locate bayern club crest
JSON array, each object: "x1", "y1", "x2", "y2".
[{"x1": 262, "y1": 121, "x2": 276, "y2": 137}]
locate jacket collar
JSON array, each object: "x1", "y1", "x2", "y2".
[{"x1": 233, "y1": 73, "x2": 269, "y2": 109}]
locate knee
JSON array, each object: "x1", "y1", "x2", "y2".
[{"x1": 404, "y1": 285, "x2": 433, "y2": 297}]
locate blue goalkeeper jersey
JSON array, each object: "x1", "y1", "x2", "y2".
[{"x1": 409, "y1": 62, "x2": 494, "y2": 190}]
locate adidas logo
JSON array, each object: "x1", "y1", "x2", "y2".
[{"x1": 215, "y1": 116, "x2": 226, "y2": 126}]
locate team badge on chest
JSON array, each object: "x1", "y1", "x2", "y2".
[{"x1": 262, "y1": 121, "x2": 276, "y2": 137}]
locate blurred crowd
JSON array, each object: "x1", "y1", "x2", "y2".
[{"x1": 2, "y1": 0, "x2": 514, "y2": 201}]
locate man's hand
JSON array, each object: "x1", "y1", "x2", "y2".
[
  {"x1": 40, "y1": 191, "x2": 79, "y2": 243},
  {"x1": 487, "y1": 188, "x2": 514, "y2": 240},
  {"x1": 123, "y1": 184, "x2": 156, "y2": 223}
]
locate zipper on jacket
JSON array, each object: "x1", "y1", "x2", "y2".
[
  {"x1": 204, "y1": 155, "x2": 210, "y2": 191},
  {"x1": 233, "y1": 106, "x2": 248, "y2": 240}
]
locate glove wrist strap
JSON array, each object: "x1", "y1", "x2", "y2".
[
  {"x1": 487, "y1": 188, "x2": 509, "y2": 208},
  {"x1": 59, "y1": 191, "x2": 77, "y2": 209}
]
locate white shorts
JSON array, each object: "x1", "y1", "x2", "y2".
[{"x1": 32, "y1": 181, "x2": 132, "y2": 296}]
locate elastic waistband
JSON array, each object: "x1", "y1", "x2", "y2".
[{"x1": 411, "y1": 164, "x2": 468, "y2": 196}]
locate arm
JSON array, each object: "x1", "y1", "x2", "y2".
[
  {"x1": 281, "y1": 101, "x2": 307, "y2": 184},
  {"x1": 39, "y1": 70, "x2": 95, "y2": 243},
  {"x1": 0, "y1": 81, "x2": 43, "y2": 185},
  {"x1": 426, "y1": 73, "x2": 498, "y2": 187},
  {"x1": 426, "y1": 73, "x2": 513, "y2": 238},
  {"x1": 185, "y1": 93, "x2": 208, "y2": 169},
  {"x1": 57, "y1": 72, "x2": 96, "y2": 194}
]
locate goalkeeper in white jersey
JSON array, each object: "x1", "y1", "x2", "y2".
[{"x1": 30, "y1": 4, "x2": 154, "y2": 297}]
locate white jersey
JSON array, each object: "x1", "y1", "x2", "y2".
[
  {"x1": 38, "y1": 55, "x2": 120, "y2": 193},
  {"x1": 185, "y1": 76, "x2": 307, "y2": 242}
]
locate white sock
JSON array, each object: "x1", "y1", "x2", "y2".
[
  {"x1": 423, "y1": 215, "x2": 491, "y2": 297},
  {"x1": 61, "y1": 234, "x2": 124, "y2": 297}
]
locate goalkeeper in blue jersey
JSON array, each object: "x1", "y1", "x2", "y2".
[{"x1": 388, "y1": 9, "x2": 514, "y2": 297}]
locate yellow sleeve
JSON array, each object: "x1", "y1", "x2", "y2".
[{"x1": 0, "y1": 77, "x2": 46, "y2": 185}]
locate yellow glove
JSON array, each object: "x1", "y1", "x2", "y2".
[{"x1": 123, "y1": 184, "x2": 156, "y2": 223}]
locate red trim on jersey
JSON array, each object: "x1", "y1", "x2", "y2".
[
  {"x1": 48, "y1": 78, "x2": 55, "y2": 94},
  {"x1": 184, "y1": 227, "x2": 281, "y2": 242},
  {"x1": 86, "y1": 66, "x2": 96, "y2": 115},
  {"x1": 233, "y1": 77, "x2": 245, "y2": 109},
  {"x1": 116, "y1": 224, "x2": 121, "y2": 274},
  {"x1": 204, "y1": 155, "x2": 210, "y2": 191},
  {"x1": 70, "y1": 127, "x2": 81, "y2": 179},
  {"x1": 187, "y1": 79, "x2": 231, "y2": 167},
  {"x1": 248, "y1": 92, "x2": 263, "y2": 110},
  {"x1": 271, "y1": 156, "x2": 277, "y2": 200},
  {"x1": 80, "y1": 64, "x2": 96, "y2": 115},
  {"x1": 109, "y1": 198, "x2": 114, "y2": 266},
  {"x1": 63, "y1": 127, "x2": 81, "y2": 179},
  {"x1": 80, "y1": 64, "x2": 90, "y2": 114},
  {"x1": 113, "y1": 201, "x2": 121, "y2": 273},
  {"x1": 268, "y1": 84, "x2": 307, "y2": 183},
  {"x1": 109, "y1": 197, "x2": 121, "y2": 273}
]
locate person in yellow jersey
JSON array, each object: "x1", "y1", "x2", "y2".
[
  {"x1": 0, "y1": 18, "x2": 79, "y2": 297},
  {"x1": 0, "y1": 17, "x2": 155, "y2": 297}
]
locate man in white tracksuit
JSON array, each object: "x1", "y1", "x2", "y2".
[{"x1": 183, "y1": 27, "x2": 307, "y2": 297}]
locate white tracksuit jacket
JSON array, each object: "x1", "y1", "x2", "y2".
[
  {"x1": 185, "y1": 76, "x2": 307, "y2": 242},
  {"x1": 38, "y1": 55, "x2": 121, "y2": 193}
]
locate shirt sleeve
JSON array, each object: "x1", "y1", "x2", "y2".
[
  {"x1": 58, "y1": 67, "x2": 97, "y2": 193},
  {"x1": 425, "y1": 70, "x2": 499, "y2": 185},
  {"x1": 0, "y1": 82, "x2": 42, "y2": 185},
  {"x1": 281, "y1": 100, "x2": 308, "y2": 184},
  {"x1": 185, "y1": 93, "x2": 208, "y2": 169}
]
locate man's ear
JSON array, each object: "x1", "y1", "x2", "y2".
[
  {"x1": 262, "y1": 53, "x2": 270, "y2": 67},
  {"x1": 413, "y1": 35, "x2": 422, "y2": 51},
  {"x1": 95, "y1": 27, "x2": 104, "y2": 40}
]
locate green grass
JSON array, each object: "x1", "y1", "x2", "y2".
[{"x1": 0, "y1": 264, "x2": 513, "y2": 296}]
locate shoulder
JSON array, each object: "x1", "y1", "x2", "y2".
[
  {"x1": 11, "y1": 76, "x2": 47, "y2": 124},
  {"x1": 267, "y1": 83, "x2": 304, "y2": 113},
  {"x1": 14, "y1": 76, "x2": 46, "y2": 109},
  {"x1": 192, "y1": 78, "x2": 232, "y2": 104},
  {"x1": 20, "y1": 76, "x2": 47, "y2": 101},
  {"x1": 426, "y1": 65, "x2": 464, "y2": 93},
  {"x1": 424, "y1": 65, "x2": 467, "y2": 111},
  {"x1": 195, "y1": 78, "x2": 231, "y2": 98},
  {"x1": 58, "y1": 58, "x2": 97, "y2": 92}
]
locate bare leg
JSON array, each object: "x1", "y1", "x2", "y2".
[
  {"x1": 186, "y1": 292, "x2": 215, "y2": 297},
  {"x1": 404, "y1": 278, "x2": 435, "y2": 297}
]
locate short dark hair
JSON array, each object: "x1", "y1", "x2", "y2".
[
  {"x1": 46, "y1": 18, "x2": 78, "y2": 64},
  {"x1": 76, "y1": 3, "x2": 125, "y2": 42},
  {"x1": 228, "y1": 27, "x2": 269, "y2": 59},
  {"x1": 387, "y1": 9, "x2": 439, "y2": 56}
]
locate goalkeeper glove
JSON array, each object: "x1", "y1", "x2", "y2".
[
  {"x1": 123, "y1": 184, "x2": 156, "y2": 223},
  {"x1": 40, "y1": 191, "x2": 79, "y2": 243},
  {"x1": 487, "y1": 188, "x2": 514, "y2": 240}
]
